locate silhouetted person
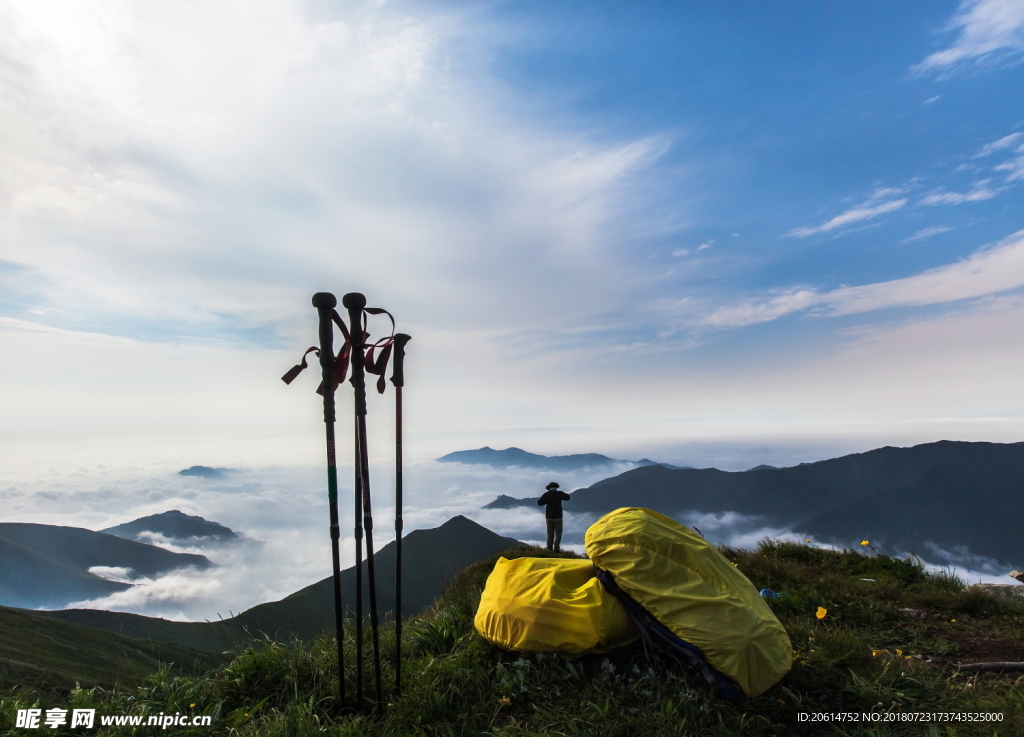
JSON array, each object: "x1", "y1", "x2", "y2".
[{"x1": 537, "y1": 481, "x2": 570, "y2": 552}]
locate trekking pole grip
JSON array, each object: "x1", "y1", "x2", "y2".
[
  {"x1": 312, "y1": 292, "x2": 337, "y2": 422},
  {"x1": 390, "y1": 333, "x2": 411, "y2": 388},
  {"x1": 342, "y1": 292, "x2": 367, "y2": 416}
]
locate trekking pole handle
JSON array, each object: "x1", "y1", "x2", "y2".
[
  {"x1": 390, "y1": 333, "x2": 411, "y2": 388},
  {"x1": 342, "y1": 292, "x2": 367, "y2": 416},
  {"x1": 312, "y1": 292, "x2": 337, "y2": 422}
]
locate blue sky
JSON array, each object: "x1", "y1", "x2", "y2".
[{"x1": 2, "y1": 0, "x2": 1024, "y2": 474}]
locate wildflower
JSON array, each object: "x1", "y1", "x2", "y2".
[
  {"x1": 815, "y1": 607, "x2": 827, "y2": 619},
  {"x1": 860, "y1": 540, "x2": 870, "y2": 546},
  {"x1": 805, "y1": 539, "x2": 811, "y2": 543},
  {"x1": 498, "y1": 697, "x2": 511, "y2": 706},
  {"x1": 895, "y1": 649, "x2": 903, "y2": 657},
  {"x1": 951, "y1": 619, "x2": 957, "y2": 623},
  {"x1": 190, "y1": 704, "x2": 196, "y2": 708},
  {"x1": 872, "y1": 650, "x2": 883, "y2": 657},
  {"x1": 733, "y1": 563, "x2": 739, "y2": 567}
]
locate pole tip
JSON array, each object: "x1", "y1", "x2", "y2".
[
  {"x1": 342, "y1": 292, "x2": 367, "y2": 310},
  {"x1": 394, "y1": 333, "x2": 411, "y2": 347},
  {"x1": 312, "y1": 292, "x2": 337, "y2": 309}
]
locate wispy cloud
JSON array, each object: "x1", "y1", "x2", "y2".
[
  {"x1": 903, "y1": 226, "x2": 953, "y2": 242},
  {"x1": 824, "y1": 230, "x2": 1024, "y2": 315},
  {"x1": 914, "y1": 0, "x2": 1024, "y2": 75},
  {"x1": 703, "y1": 230, "x2": 1024, "y2": 327},
  {"x1": 704, "y1": 290, "x2": 818, "y2": 328},
  {"x1": 975, "y1": 132, "x2": 1023, "y2": 157},
  {"x1": 995, "y1": 151, "x2": 1024, "y2": 181},
  {"x1": 920, "y1": 180, "x2": 1001, "y2": 205},
  {"x1": 786, "y1": 197, "x2": 907, "y2": 238}
]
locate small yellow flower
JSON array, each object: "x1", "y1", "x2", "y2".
[
  {"x1": 805, "y1": 539, "x2": 811, "y2": 543},
  {"x1": 815, "y1": 606, "x2": 827, "y2": 619},
  {"x1": 498, "y1": 697, "x2": 511, "y2": 706},
  {"x1": 895, "y1": 649, "x2": 903, "y2": 657},
  {"x1": 190, "y1": 704, "x2": 196, "y2": 708},
  {"x1": 860, "y1": 540, "x2": 870, "y2": 546},
  {"x1": 872, "y1": 649, "x2": 883, "y2": 657},
  {"x1": 951, "y1": 618, "x2": 957, "y2": 623}
]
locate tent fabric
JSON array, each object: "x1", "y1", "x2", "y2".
[
  {"x1": 473, "y1": 556, "x2": 639, "y2": 655},
  {"x1": 584, "y1": 507, "x2": 792, "y2": 698}
]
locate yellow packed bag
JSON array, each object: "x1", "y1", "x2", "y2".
[
  {"x1": 474, "y1": 556, "x2": 638, "y2": 655},
  {"x1": 585, "y1": 508, "x2": 792, "y2": 699}
]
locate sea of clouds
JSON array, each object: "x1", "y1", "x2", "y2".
[{"x1": 1, "y1": 453, "x2": 1012, "y2": 621}]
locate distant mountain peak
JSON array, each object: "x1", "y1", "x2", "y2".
[
  {"x1": 101, "y1": 510, "x2": 238, "y2": 543},
  {"x1": 179, "y1": 466, "x2": 236, "y2": 479}
]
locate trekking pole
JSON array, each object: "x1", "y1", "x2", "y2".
[
  {"x1": 390, "y1": 333, "x2": 411, "y2": 697},
  {"x1": 343, "y1": 292, "x2": 384, "y2": 712},
  {"x1": 353, "y1": 413, "x2": 364, "y2": 707},
  {"x1": 310, "y1": 292, "x2": 347, "y2": 711}
]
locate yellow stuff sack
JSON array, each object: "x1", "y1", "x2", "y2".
[
  {"x1": 585, "y1": 508, "x2": 792, "y2": 698},
  {"x1": 474, "y1": 557, "x2": 638, "y2": 655}
]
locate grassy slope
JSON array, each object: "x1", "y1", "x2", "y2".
[
  {"x1": 3, "y1": 542, "x2": 1024, "y2": 736},
  {"x1": 0, "y1": 606, "x2": 227, "y2": 698}
]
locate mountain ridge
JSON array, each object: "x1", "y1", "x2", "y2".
[
  {"x1": 437, "y1": 446, "x2": 688, "y2": 471},
  {"x1": 0, "y1": 523, "x2": 214, "y2": 610},
  {"x1": 557, "y1": 440, "x2": 1024, "y2": 566}
]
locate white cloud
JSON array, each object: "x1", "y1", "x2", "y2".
[
  {"x1": 704, "y1": 290, "x2": 818, "y2": 328},
  {"x1": 903, "y1": 225, "x2": 952, "y2": 242},
  {"x1": 88, "y1": 566, "x2": 136, "y2": 584},
  {"x1": 914, "y1": 0, "x2": 1024, "y2": 74},
  {"x1": 995, "y1": 153, "x2": 1024, "y2": 181},
  {"x1": 786, "y1": 198, "x2": 907, "y2": 238},
  {"x1": 823, "y1": 230, "x2": 1024, "y2": 315},
  {"x1": 919, "y1": 180, "x2": 1001, "y2": 205},
  {"x1": 923, "y1": 95, "x2": 941, "y2": 105},
  {"x1": 671, "y1": 248, "x2": 689, "y2": 257},
  {"x1": 975, "y1": 132, "x2": 1023, "y2": 157},
  {"x1": 702, "y1": 229, "x2": 1024, "y2": 327},
  {"x1": 0, "y1": 0, "x2": 665, "y2": 342}
]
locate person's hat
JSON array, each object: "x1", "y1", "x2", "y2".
[{"x1": 546, "y1": 482, "x2": 559, "y2": 490}]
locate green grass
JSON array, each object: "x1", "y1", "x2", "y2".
[
  {"x1": 4, "y1": 542, "x2": 1024, "y2": 735},
  {"x1": 0, "y1": 606, "x2": 226, "y2": 703}
]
